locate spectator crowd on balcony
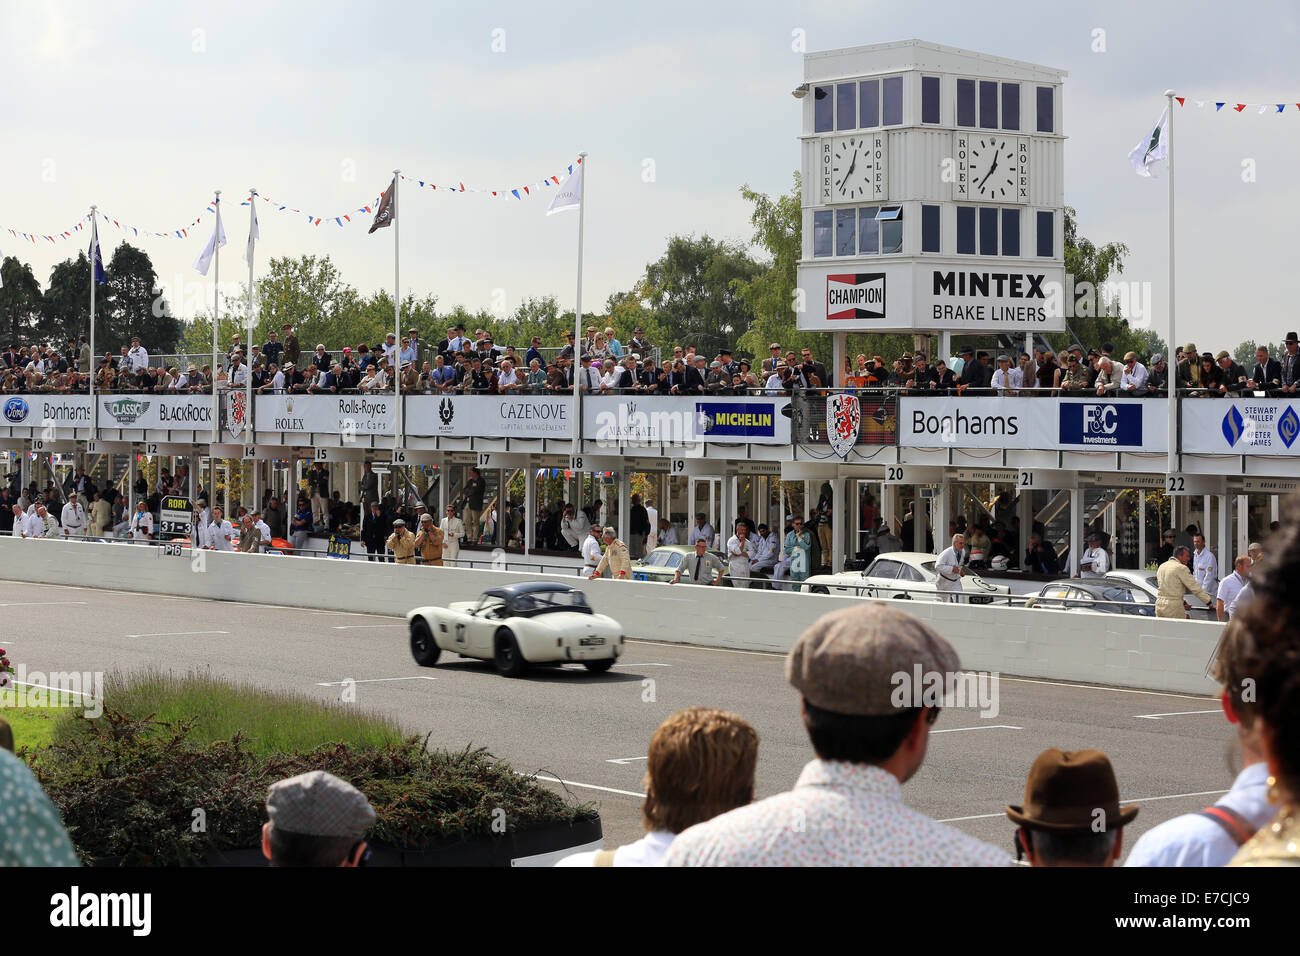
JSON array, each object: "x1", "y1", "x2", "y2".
[{"x1": 8, "y1": 320, "x2": 1300, "y2": 399}]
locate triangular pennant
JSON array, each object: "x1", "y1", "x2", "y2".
[
  {"x1": 1175, "y1": 96, "x2": 1185, "y2": 106},
  {"x1": 1234, "y1": 103, "x2": 1247, "y2": 111},
  {"x1": 1216, "y1": 102, "x2": 1225, "y2": 110}
]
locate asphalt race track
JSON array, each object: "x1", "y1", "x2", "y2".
[{"x1": 1, "y1": 578, "x2": 1237, "y2": 859}]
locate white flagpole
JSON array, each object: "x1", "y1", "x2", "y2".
[
  {"x1": 570, "y1": 153, "x2": 588, "y2": 462},
  {"x1": 393, "y1": 170, "x2": 402, "y2": 458},
  {"x1": 1164, "y1": 90, "x2": 1177, "y2": 479},
  {"x1": 88, "y1": 206, "x2": 97, "y2": 439},
  {"x1": 211, "y1": 190, "x2": 222, "y2": 450},
  {"x1": 246, "y1": 188, "x2": 257, "y2": 447}
]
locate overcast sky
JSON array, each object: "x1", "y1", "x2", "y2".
[{"x1": 1, "y1": 0, "x2": 1296, "y2": 350}]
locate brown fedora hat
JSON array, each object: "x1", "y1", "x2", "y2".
[{"x1": 1006, "y1": 749, "x2": 1138, "y2": 832}]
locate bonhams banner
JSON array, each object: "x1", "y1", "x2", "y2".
[
  {"x1": 899, "y1": 396, "x2": 1168, "y2": 452},
  {"x1": 1, "y1": 395, "x2": 91, "y2": 433}
]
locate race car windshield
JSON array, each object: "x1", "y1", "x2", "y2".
[{"x1": 511, "y1": 590, "x2": 592, "y2": 615}]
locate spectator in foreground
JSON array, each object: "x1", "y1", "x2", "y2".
[
  {"x1": 664, "y1": 604, "x2": 1010, "y2": 866},
  {"x1": 0, "y1": 748, "x2": 80, "y2": 865},
  {"x1": 262, "y1": 770, "x2": 375, "y2": 867},
  {"x1": 1222, "y1": 509, "x2": 1300, "y2": 866},
  {"x1": 557, "y1": 707, "x2": 758, "y2": 867},
  {"x1": 1126, "y1": 621, "x2": 1275, "y2": 866},
  {"x1": 1007, "y1": 749, "x2": 1137, "y2": 867}
]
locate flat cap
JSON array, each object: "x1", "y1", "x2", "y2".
[
  {"x1": 392, "y1": 518, "x2": 406, "y2": 526},
  {"x1": 1248, "y1": 541, "x2": 1263, "y2": 552},
  {"x1": 1215, "y1": 350, "x2": 1230, "y2": 361},
  {"x1": 1150, "y1": 353, "x2": 1164, "y2": 365},
  {"x1": 1123, "y1": 351, "x2": 1137, "y2": 362},
  {"x1": 786, "y1": 605, "x2": 959, "y2": 716},
  {"x1": 266, "y1": 770, "x2": 375, "y2": 838}
]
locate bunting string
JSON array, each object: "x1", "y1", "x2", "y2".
[
  {"x1": 400, "y1": 156, "x2": 581, "y2": 200},
  {"x1": 5, "y1": 215, "x2": 91, "y2": 245},
  {"x1": 0, "y1": 156, "x2": 581, "y2": 247},
  {"x1": 1175, "y1": 96, "x2": 1300, "y2": 114}
]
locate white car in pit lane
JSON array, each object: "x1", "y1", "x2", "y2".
[
  {"x1": 799, "y1": 551, "x2": 1010, "y2": 604},
  {"x1": 1100, "y1": 568, "x2": 1214, "y2": 621},
  {"x1": 408, "y1": 581, "x2": 624, "y2": 677}
]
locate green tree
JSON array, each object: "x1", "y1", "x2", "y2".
[
  {"x1": 42, "y1": 253, "x2": 93, "y2": 349},
  {"x1": 0, "y1": 255, "x2": 44, "y2": 344},
  {"x1": 642, "y1": 234, "x2": 762, "y2": 359},
  {"x1": 251, "y1": 254, "x2": 360, "y2": 347},
  {"x1": 1052, "y1": 206, "x2": 1154, "y2": 359},
  {"x1": 103, "y1": 243, "x2": 180, "y2": 353}
]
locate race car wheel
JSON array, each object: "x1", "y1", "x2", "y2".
[
  {"x1": 891, "y1": 593, "x2": 912, "y2": 601},
  {"x1": 410, "y1": 619, "x2": 440, "y2": 667},
  {"x1": 583, "y1": 658, "x2": 615, "y2": 674},
  {"x1": 493, "y1": 629, "x2": 527, "y2": 677},
  {"x1": 809, "y1": 585, "x2": 829, "y2": 595}
]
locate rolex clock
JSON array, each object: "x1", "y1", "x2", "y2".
[
  {"x1": 954, "y1": 134, "x2": 1029, "y2": 203},
  {"x1": 821, "y1": 134, "x2": 887, "y2": 204}
]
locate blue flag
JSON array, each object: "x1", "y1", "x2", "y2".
[{"x1": 89, "y1": 217, "x2": 107, "y2": 285}]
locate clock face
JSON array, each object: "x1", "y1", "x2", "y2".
[
  {"x1": 968, "y1": 137, "x2": 1018, "y2": 200},
  {"x1": 821, "y1": 135, "x2": 886, "y2": 204}
]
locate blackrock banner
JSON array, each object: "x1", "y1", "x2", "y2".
[
  {"x1": 584, "y1": 396, "x2": 792, "y2": 446},
  {"x1": 255, "y1": 395, "x2": 395, "y2": 435},
  {"x1": 98, "y1": 394, "x2": 215, "y2": 431},
  {"x1": 900, "y1": 397, "x2": 1167, "y2": 452},
  {"x1": 1, "y1": 395, "x2": 91, "y2": 433},
  {"x1": 796, "y1": 261, "x2": 1068, "y2": 333},
  {"x1": 406, "y1": 395, "x2": 572, "y2": 439},
  {"x1": 1183, "y1": 398, "x2": 1300, "y2": 456}
]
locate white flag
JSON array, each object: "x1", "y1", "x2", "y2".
[
  {"x1": 1128, "y1": 107, "x2": 1169, "y2": 178},
  {"x1": 546, "y1": 161, "x2": 583, "y2": 216},
  {"x1": 193, "y1": 209, "x2": 227, "y2": 275},
  {"x1": 244, "y1": 204, "x2": 259, "y2": 266}
]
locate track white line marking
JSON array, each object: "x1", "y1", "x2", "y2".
[
  {"x1": 625, "y1": 639, "x2": 784, "y2": 658},
  {"x1": 331, "y1": 624, "x2": 406, "y2": 630},
  {"x1": 316, "y1": 677, "x2": 438, "y2": 686},
  {"x1": 931, "y1": 724, "x2": 1023, "y2": 734},
  {"x1": 938, "y1": 788, "x2": 1230, "y2": 823},
  {"x1": 606, "y1": 756, "x2": 649, "y2": 765},
  {"x1": 1134, "y1": 709, "x2": 1221, "y2": 720},
  {"x1": 612, "y1": 662, "x2": 671, "y2": 668},
  {"x1": 125, "y1": 630, "x2": 230, "y2": 638},
  {"x1": 0, "y1": 601, "x2": 87, "y2": 607},
  {"x1": 994, "y1": 676, "x2": 1216, "y2": 701},
  {"x1": 531, "y1": 774, "x2": 646, "y2": 798}
]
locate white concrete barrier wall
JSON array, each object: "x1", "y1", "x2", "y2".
[{"x1": 0, "y1": 537, "x2": 1223, "y2": 695}]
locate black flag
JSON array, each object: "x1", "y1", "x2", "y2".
[{"x1": 369, "y1": 179, "x2": 395, "y2": 233}]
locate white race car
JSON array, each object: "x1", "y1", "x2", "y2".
[
  {"x1": 408, "y1": 581, "x2": 624, "y2": 677},
  {"x1": 799, "y1": 551, "x2": 1010, "y2": 604}
]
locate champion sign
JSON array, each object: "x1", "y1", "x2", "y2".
[{"x1": 827, "y1": 273, "x2": 886, "y2": 320}]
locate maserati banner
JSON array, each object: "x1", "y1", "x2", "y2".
[{"x1": 405, "y1": 395, "x2": 572, "y2": 438}]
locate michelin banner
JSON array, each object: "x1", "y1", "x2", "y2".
[
  {"x1": 1182, "y1": 398, "x2": 1300, "y2": 456},
  {"x1": 583, "y1": 395, "x2": 792, "y2": 445},
  {"x1": 900, "y1": 396, "x2": 1168, "y2": 452}
]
